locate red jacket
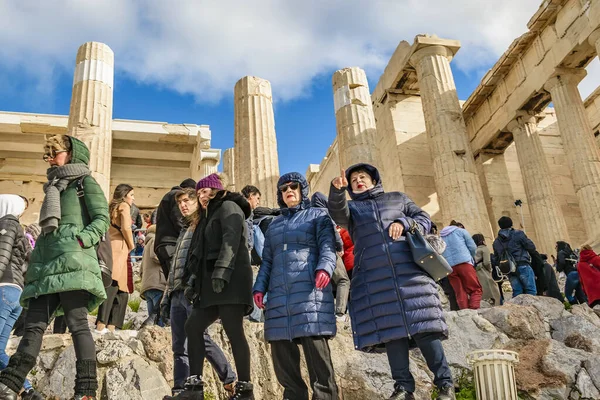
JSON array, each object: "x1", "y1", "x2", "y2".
[
  {"x1": 339, "y1": 227, "x2": 355, "y2": 271},
  {"x1": 577, "y1": 249, "x2": 600, "y2": 307}
]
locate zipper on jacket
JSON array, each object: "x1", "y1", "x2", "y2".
[
  {"x1": 372, "y1": 200, "x2": 411, "y2": 339},
  {"x1": 282, "y1": 216, "x2": 292, "y2": 341}
]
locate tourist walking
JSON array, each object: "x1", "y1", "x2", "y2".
[
  {"x1": 0, "y1": 134, "x2": 109, "y2": 400},
  {"x1": 492, "y1": 217, "x2": 537, "y2": 297},
  {"x1": 540, "y1": 254, "x2": 564, "y2": 302},
  {"x1": 471, "y1": 234, "x2": 502, "y2": 306},
  {"x1": 577, "y1": 245, "x2": 600, "y2": 308},
  {"x1": 140, "y1": 225, "x2": 167, "y2": 326},
  {"x1": 160, "y1": 188, "x2": 235, "y2": 398},
  {"x1": 254, "y1": 175, "x2": 339, "y2": 400},
  {"x1": 328, "y1": 164, "x2": 454, "y2": 400},
  {"x1": 0, "y1": 195, "x2": 43, "y2": 400},
  {"x1": 172, "y1": 174, "x2": 254, "y2": 399},
  {"x1": 95, "y1": 184, "x2": 135, "y2": 334},
  {"x1": 556, "y1": 241, "x2": 587, "y2": 304}
]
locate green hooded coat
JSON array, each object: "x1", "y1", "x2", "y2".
[{"x1": 21, "y1": 137, "x2": 109, "y2": 313}]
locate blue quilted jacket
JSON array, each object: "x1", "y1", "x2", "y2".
[
  {"x1": 253, "y1": 172, "x2": 337, "y2": 342},
  {"x1": 440, "y1": 226, "x2": 476, "y2": 267},
  {"x1": 328, "y1": 164, "x2": 447, "y2": 351}
]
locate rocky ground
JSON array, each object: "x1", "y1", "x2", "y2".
[{"x1": 4, "y1": 294, "x2": 600, "y2": 400}]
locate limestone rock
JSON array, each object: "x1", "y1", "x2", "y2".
[
  {"x1": 479, "y1": 304, "x2": 546, "y2": 339},
  {"x1": 550, "y1": 315, "x2": 600, "y2": 353},
  {"x1": 105, "y1": 357, "x2": 171, "y2": 400},
  {"x1": 127, "y1": 337, "x2": 147, "y2": 357},
  {"x1": 583, "y1": 359, "x2": 600, "y2": 394},
  {"x1": 36, "y1": 345, "x2": 78, "y2": 399},
  {"x1": 575, "y1": 368, "x2": 600, "y2": 399},
  {"x1": 507, "y1": 294, "x2": 567, "y2": 323},
  {"x1": 97, "y1": 339, "x2": 134, "y2": 364},
  {"x1": 138, "y1": 326, "x2": 173, "y2": 383},
  {"x1": 541, "y1": 339, "x2": 592, "y2": 385},
  {"x1": 571, "y1": 304, "x2": 600, "y2": 328}
]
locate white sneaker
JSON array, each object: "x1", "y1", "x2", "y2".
[{"x1": 94, "y1": 328, "x2": 109, "y2": 335}]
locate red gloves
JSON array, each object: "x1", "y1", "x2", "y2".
[
  {"x1": 315, "y1": 270, "x2": 331, "y2": 289},
  {"x1": 253, "y1": 292, "x2": 265, "y2": 309}
]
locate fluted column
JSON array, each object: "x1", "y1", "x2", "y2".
[
  {"x1": 507, "y1": 112, "x2": 569, "y2": 254},
  {"x1": 332, "y1": 67, "x2": 380, "y2": 169},
  {"x1": 199, "y1": 149, "x2": 221, "y2": 178},
  {"x1": 545, "y1": 69, "x2": 600, "y2": 242},
  {"x1": 234, "y1": 76, "x2": 280, "y2": 207},
  {"x1": 223, "y1": 148, "x2": 236, "y2": 191},
  {"x1": 410, "y1": 44, "x2": 492, "y2": 238},
  {"x1": 67, "y1": 42, "x2": 114, "y2": 197},
  {"x1": 589, "y1": 29, "x2": 600, "y2": 60}
]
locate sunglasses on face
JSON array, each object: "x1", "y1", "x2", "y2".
[
  {"x1": 279, "y1": 182, "x2": 300, "y2": 192},
  {"x1": 42, "y1": 150, "x2": 67, "y2": 161}
]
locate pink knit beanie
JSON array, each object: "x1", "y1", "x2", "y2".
[{"x1": 196, "y1": 173, "x2": 224, "y2": 191}]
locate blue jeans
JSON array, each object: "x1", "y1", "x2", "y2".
[
  {"x1": 170, "y1": 290, "x2": 235, "y2": 389},
  {"x1": 144, "y1": 289, "x2": 165, "y2": 327},
  {"x1": 565, "y1": 271, "x2": 588, "y2": 304},
  {"x1": 509, "y1": 265, "x2": 537, "y2": 297},
  {"x1": 386, "y1": 332, "x2": 453, "y2": 392},
  {"x1": 0, "y1": 286, "x2": 32, "y2": 391}
]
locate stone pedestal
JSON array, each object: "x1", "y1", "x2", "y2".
[
  {"x1": 234, "y1": 76, "x2": 280, "y2": 207},
  {"x1": 507, "y1": 112, "x2": 569, "y2": 254},
  {"x1": 410, "y1": 43, "x2": 492, "y2": 237},
  {"x1": 332, "y1": 67, "x2": 380, "y2": 169},
  {"x1": 545, "y1": 69, "x2": 600, "y2": 243},
  {"x1": 223, "y1": 148, "x2": 236, "y2": 191},
  {"x1": 67, "y1": 42, "x2": 114, "y2": 197}
]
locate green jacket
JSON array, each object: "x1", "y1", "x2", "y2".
[{"x1": 21, "y1": 137, "x2": 109, "y2": 313}]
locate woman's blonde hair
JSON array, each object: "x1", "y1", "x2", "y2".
[{"x1": 44, "y1": 134, "x2": 71, "y2": 154}]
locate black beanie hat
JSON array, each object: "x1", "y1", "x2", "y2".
[
  {"x1": 498, "y1": 216, "x2": 513, "y2": 230},
  {"x1": 180, "y1": 178, "x2": 197, "y2": 189}
]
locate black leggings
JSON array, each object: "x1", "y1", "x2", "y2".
[{"x1": 185, "y1": 304, "x2": 251, "y2": 382}]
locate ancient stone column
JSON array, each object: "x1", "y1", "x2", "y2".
[
  {"x1": 507, "y1": 112, "x2": 569, "y2": 254},
  {"x1": 67, "y1": 42, "x2": 114, "y2": 197},
  {"x1": 199, "y1": 149, "x2": 221, "y2": 178},
  {"x1": 234, "y1": 76, "x2": 280, "y2": 208},
  {"x1": 545, "y1": 68, "x2": 600, "y2": 242},
  {"x1": 589, "y1": 29, "x2": 600, "y2": 60},
  {"x1": 332, "y1": 67, "x2": 380, "y2": 169},
  {"x1": 223, "y1": 148, "x2": 236, "y2": 191},
  {"x1": 410, "y1": 43, "x2": 492, "y2": 238}
]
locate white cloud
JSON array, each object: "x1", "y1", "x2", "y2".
[{"x1": 0, "y1": 0, "x2": 574, "y2": 103}]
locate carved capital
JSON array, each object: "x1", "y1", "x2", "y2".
[
  {"x1": 409, "y1": 45, "x2": 454, "y2": 68},
  {"x1": 589, "y1": 28, "x2": 600, "y2": 49},
  {"x1": 544, "y1": 68, "x2": 587, "y2": 93},
  {"x1": 507, "y1": 111, "x2": 537, "y2": 133}
]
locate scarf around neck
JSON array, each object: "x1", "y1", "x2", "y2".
[{"x1": 39, "y1": 163, "x2": 91, "y2": 233}]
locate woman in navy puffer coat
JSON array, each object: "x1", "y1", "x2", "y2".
[
  {"x1": 328, "y1": 164, "x2": 454, "y2": 400},
  {"x1": 253, "y1": 172, "x2": 338, "y2": 400}
]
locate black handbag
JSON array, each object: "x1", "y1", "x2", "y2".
[{"x1": 405, "y1": 222, "x2": 452, "y2": 281}]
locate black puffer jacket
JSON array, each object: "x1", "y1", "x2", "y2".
[{"x1": 0, "y1": 215, "x2": 31, "y2": 289}]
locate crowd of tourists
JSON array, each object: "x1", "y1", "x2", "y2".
[{"x1": 0, "y1": 134, "x2": 599, "y2": 400}]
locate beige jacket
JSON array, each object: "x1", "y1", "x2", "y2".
[
  {"x1": 140, "y1": 225, "x2": 167, "y2": 298},
  {"x1": 109, "y1": 202, "x2": 135, "y2": 292}
]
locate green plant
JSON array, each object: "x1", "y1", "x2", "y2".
[
  {"x1": 122, "y1": 320, "x2": 134, "y2": 330},
  {"x1": 204, "y1": 391, "x2": 216, "y2": 400},
  {"x1": 431, "y1": 370, "x2": 476, "y2": 400},
  {"x1": 128, "y1": 297, "x2": 141, "y2": 313},
  {"x1": 563, "y1": 300, "x2": 572, "y2": 310}
]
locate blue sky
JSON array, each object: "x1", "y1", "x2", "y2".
[{"x1": 1, "y1": 0, "x2": 599, "y2": 176}]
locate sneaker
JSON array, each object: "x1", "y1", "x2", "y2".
[
  {"x1": 0, "y1": 382, "x2": 18, "y2": 400},
  {"x1": 93, "y1": 328, "x2": 109, "y2": 335},
  {"x1": 21, "y1": 389, "x2": 44, "y2": 400},
  {"x1": 389, "y1": 385, "x2": 415, "y2": 400},
  {"x1": 436, "y1": 385, "x2": 456, "y2": 400}
]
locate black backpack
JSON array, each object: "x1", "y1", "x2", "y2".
[
  {"x1": 76, "y1": 177, "x2": 113, "y2": 288},
  {"x1": 498, "y1": 241, "x2": 517, "y2": 275}
]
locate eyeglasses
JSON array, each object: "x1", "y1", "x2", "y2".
[
  {"x1": 43, "y1": 150, "x2": 67, "y2": 161},
  {"x1": 278, "y1": 182, "x2": 300, "y2": 192}
]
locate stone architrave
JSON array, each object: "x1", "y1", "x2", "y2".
[
  {"x1": 199, "y1": 149, "x2": 221, "y2": 179},
  {"x1": 507, "y1": 112, "x2": 569, "y2": 255},
  {"x1": 332, "y1": 67, "x2": 380, "y2": 170},
  {"x1": 545, "y1": 69, "x2": 600, "y2": 243},
  {"x1": 234, "y1": 76, "x2": 280, "y2": 208},
  {"x1": 67, "y1": 42, "x2": 114, "y2": 197},
  {"x1": 223, "y1": 148, "x2": 236, "y2": 191},
  {"x1": 409, "y1": 42, "x2": 492, "y2": 238}
]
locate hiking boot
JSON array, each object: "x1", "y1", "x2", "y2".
[
  {"x1": 230, "y1": 381, "x2": 254, "y2": 399},
  {"x1": 21, "y1": 389, "x2": 44, "y2": 400},
  {"x1": 436, "y1": 385, "x2": 456, "y2": 400},
  {"x1": 0, "y1": 383, "x2": 17, "y2": 400},
  {"x1": 389, "y1": 385, "x2": 415, "y2": 400},
  {"x1": 163, "y1": 375, "x2": 203, "y2": 400}
]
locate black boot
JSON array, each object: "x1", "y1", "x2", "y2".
[
  {"x1": 436, "y1": 385, "x2": 456, "y2": 400},
  {"x1": 21, "y1": 388, "x2": 44, "y2": 400},
  {"x1": 162, "y1": 375, "x2": 203, "y2": 400},
  {"x1": 0, "y1": 383, "x2": 18, "y2": 400},
  {"x1": 74, "y1": 360, "x2": 98, "y2": 398},
  {"x1": 0, "y1": 352, "x2": 37, "y2": 399},
  {"x1": 230, "y1": 381, "x2": 254, "y2": 400},
  {"x1": 389, "y1": 384, "x2": 415, "y2": 400}
]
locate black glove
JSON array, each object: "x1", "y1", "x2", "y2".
[
  {"x1": 160, "y1": 300, "x2": 170, "y2": 321},
  {"x1": 212, "y1": 278, "x2": 226, "y2": 293}
]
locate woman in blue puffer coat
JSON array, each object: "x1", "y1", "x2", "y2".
[
  {"x1": 253, "y1": 172, "x2": 338, "y2": 400},
  {"x1": 328, "y1": 164, "x2": 454, "y2": 400}
]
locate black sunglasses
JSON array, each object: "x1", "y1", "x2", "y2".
[{"x1": 279, "y1": 182, "x2": 300, "y2": 192}]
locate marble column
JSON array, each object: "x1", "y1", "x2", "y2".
[
  {"x1": 199, "y1": 149, "x2": 221, "y2": 178},
  {"x1": 67, "y1": 42, "x2": 114, "y2": 197},
  {"x1": 332, "y1": 67, "x2": 380, "y2": 169},
  {"x1": 234, "y1": 76, "x2": 280, "y2": 208},
  {"x1": 223, "y1": 148, "x2": 236, "y2": 191},
  {"x1": 410, "y1": 43, "x2": 492, "y2": 238},
  {"x1": 545, "y1": 68, "x2": 600, "y2": 242},
  {"x1": 507, "y1": 112, "x2": 569, "y2": 254},
  {"x1": 589, "y1": 29, "x2": 600, "y2": 60}
]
